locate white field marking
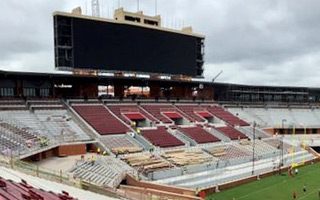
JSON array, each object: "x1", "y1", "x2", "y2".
[
  {"x1": 297, "y1": 188, "x2": 319, "y2": 200},
  {"x1": 235, "y1": 165, "x2": 320, "y2": 200}
]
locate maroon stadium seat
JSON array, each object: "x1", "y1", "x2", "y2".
[
  {"x1": 215, "y1": 126, "x2": 247, "y2": 140},
  {"x1": 178, "y1": 126, "x2": 220, "y2": 144},
  {"x1": 205, "y1": 105, "x2": 249, "y2": 126},
  {"x1": 141, "y1": 127, "x2": 184, "y2": 147},
  {"x1": 73, "y1": 105, "x2": 129, "y2": 135}
]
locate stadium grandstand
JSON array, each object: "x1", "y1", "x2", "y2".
[{"x1": 1, "y1": 3, "x2": 320, "y2": 200}]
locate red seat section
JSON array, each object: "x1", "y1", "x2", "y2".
[
  {"x1": 141, "y1": 127, "x2": 184, "y2": 148},
  {"x1": 196, "y1": 111, "x2": 212, "y2": 118},
  {"x1": 178, "y1": 126, "x2": 220, "y2": 144},
  {"x1": 0, "y1": 177, "x2": 75, "y2": 200},
  {"x1": 176, "y1": 105, "x2": 208, "y2": 122},
  {"x1": 73, "y1": 105, "x2": 129, "y2": 135},
  {"x1": 108, "y1": 105, "x2": 158, "y2": 124},
  {"x1": 206, "y1": 105, "x2": 249, "y2": 126},
  {"x1": 215, "y1": 126, "x2": 247, "y2": 140},
  {"x1": 162, "y1": 112, "x2": 182, "y2": 119},
  {"x1": 124, "y1": 113, "x2": 145, "y2": 120},
  {"x1": 142, "y1": 105, "x2": 193, "y2": 123}
]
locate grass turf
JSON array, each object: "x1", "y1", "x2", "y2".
[{"x1": 206, "y1": 162, "x2": 320, "y2": 200}]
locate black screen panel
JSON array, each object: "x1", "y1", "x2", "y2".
[{"x1": 54, "y1": 15, "x2": 204, "y2": 77}]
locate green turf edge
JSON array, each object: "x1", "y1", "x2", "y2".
[{"x1": 206, "y1": 162, "x2": 320, "y2": 200}]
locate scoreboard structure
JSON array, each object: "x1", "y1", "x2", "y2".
[{"x1": 53, "y1": 9, "x2": 205, "y2": 77}]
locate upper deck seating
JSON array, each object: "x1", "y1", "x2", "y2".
[
  {"x1": 176, "y1": 105, "x2": 211, "y2": 122},
  {"x1": 141, "y1": 105, "x2": 193, "y2": 123},
  {"x1": 141, "y1": 127, "x2": 184, "y2": 148},
  {"x1": 73, "y1": 105, "x2": 129, "y2": 135},
  {"x1": 215, "y1": 126, "x2": 248, "y2": 140},
  {"x1": 35, "y1": 110, "x2": 90, "y2": 141},
  {"x1": 178, "y1": 126, "x2": 220, "y2": 144},
  {"x1": 0, "y1": 121, "x2": 38, "y2": 141},
  {"x1": 28, "y1": 99, "x2": 65, "y2": 110},
  {"x1": 0, "y1": 99, "x2": 27, "y2": 110},
  {"x1": 205, "y1": 105, "x2": 249, "y2": 126},
  {"x1": 108, "y1": 105, "x2": 158, "y2": 125}
]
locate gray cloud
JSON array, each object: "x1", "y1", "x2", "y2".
[{"x1": 0, "y1": 0, "x2": 320, "y2": 86}]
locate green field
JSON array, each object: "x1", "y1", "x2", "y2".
[{"x1": 206, "y1": 162, "x2": 320, "y2": 200}]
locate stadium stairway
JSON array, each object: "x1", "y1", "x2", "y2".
[{"x1": 70, "y1": 160, "x2": 121, "y2": 188}]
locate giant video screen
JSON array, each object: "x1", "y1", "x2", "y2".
[{"x1": 54, "y1": 14, "x2": 204, "y2": 77}]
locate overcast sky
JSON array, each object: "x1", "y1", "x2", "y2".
[{"x1": 1, "y1": 0, "x2": 320, "y2": 87}]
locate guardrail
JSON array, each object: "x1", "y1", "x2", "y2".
[{"x1": 0, "y1": 155, "x2": 123, "y2": 198}]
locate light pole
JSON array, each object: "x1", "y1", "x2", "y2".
[
  {"x1": 279, "y1": 119, "x2": 286, "y2": 174},
  {"x1": 281, "y1": 119, "x2": 287, "y2": 134},
  {"x1": 251, "y1": 121, "x2": 256, "y2": 175}
]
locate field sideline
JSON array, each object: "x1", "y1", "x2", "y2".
[{"x1": 206, "y1": 162, "x2": 320, "y2": 200}]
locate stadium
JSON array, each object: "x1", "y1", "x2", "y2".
[{"x1": 1, "y1": 1, "x2": 320, "y2": 200}]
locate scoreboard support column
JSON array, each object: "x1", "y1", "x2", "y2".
[
  {"x1": 198, "y1": 85, "x2": 214, "y2": 100},
  {"x1": 74, "y1": 82, "x2": 98, "y2": 98},
  {"x1": 114, "y1": 84, "x2": 125, "y2": 98},
  {"x1": 149, "y1": 84, "x2": 161, "y2": 99},
  {"x1": 172, "y1": 86, "x2": 193, "y2": 99}
]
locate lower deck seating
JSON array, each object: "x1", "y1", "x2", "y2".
[
  {"x1": 141, "y1": 127, "x2": 184, "y2": 148},
  {"x1": 0, "y1": 177, "x2": 75, "y2": 200},
  {"x1": 215, "y1": 126, "x2": 248, "y2": 140},
  {"x1": 70, "y1": 160, "x2": 120, "y2": 188},
  {"x1": 178, "y1": 126, "x2": 220, "y2": 144},
  {"x1": 205, "y1": 145, "x2": 250, "y2": 160},
  {"x1": 73, "y1": 105, "x2": 129, "y2": 135},
  {"x1": 235, "y1": 140, "x2": 278, "y2": 158},
  {"x1": 264, "y1": 138, "x2": 293, "y2": 153},
  {"x1": 162, "y1": 150, "x2": 215, "y2": 166},
  {"x1": 121, "y1": 153, "x2": 172, "y2": 173}
]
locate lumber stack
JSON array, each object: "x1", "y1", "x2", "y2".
[
  {"x1": 121, "y1": 153, "x2": 171, "y2": 173},
  {"x1": 239, "y1": 139, "x2": 251, "y2": 145},
  {"x1": 206, "y1": 147, "x2": 227, "y2": 157},
  {"x1": 111, "y1": 146, "x2": 143, "y2": 154},
  {"x1": 162, "y1": 150, "x2": 213, "y2": 166}
]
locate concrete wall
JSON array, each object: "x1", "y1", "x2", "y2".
[
  {"x1": 57, "y1": 144, "x2": 87, "y2": 156},
  {"x1": 125, "y1": 175, "x2": 196, "y2": 196}
]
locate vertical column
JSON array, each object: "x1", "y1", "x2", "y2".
[
  {"x1": 114, "y1": 84, "x2": 125, "y2": 98},
  {"x1": 149, "y1": 84, "x2": 161, "y2": 98}
]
